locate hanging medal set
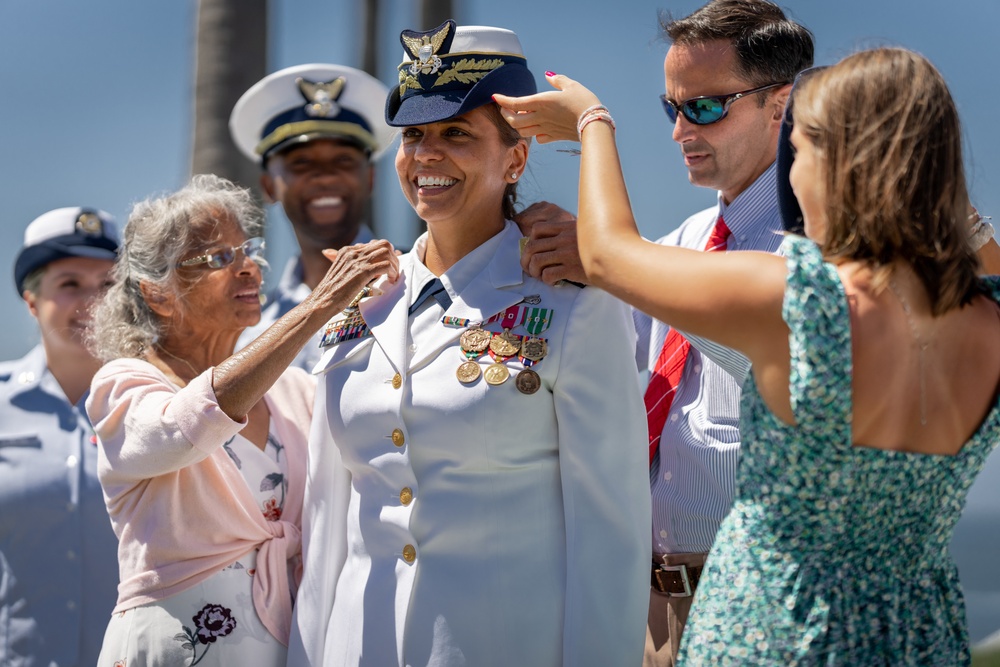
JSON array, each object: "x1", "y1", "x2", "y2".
[{"x1": 444, "y1": 301, "x2": 551, "y2": 395}]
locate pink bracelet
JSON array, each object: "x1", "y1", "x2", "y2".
[{"x1": 577, "y1": 105, "x2": 615, "y2": 138}]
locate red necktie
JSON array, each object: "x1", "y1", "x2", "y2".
[{"x1": 644, "y1": 215, "x2": 732, "y2": 466}]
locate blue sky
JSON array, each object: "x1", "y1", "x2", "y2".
[
  {"x1": 3, "y1": 0, "x2": 1000, "y2": 641},
  {"x1": 2, "y1": 0, "x2": 998, "y2": 358}
]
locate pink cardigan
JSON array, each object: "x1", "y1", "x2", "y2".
[{"x1": 86, "y1": 358, "x2": 315, "y2": 646}]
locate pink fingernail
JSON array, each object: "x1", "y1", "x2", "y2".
[{"x1": 545, "y1": 71, "x2": 556, "y2": 77}]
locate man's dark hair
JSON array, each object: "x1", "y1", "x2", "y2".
[{"x1": 661, "y1": 0, "x2": 814, "y2": 88}]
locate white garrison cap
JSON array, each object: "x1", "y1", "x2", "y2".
[{"x1": 230, "y1": 63, "x2": 395, "y2": 164}]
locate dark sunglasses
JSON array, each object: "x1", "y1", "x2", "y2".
[
  {"x1": 177, "y1": 237, "x2": 266, "y2": 270},
  {"x1": 660, "y1": 82, "x2": 789, "y2": 126}
]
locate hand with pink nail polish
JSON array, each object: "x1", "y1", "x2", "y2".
[{"x1": 493, "y1": 72, "x2": 603, "y2": 144}]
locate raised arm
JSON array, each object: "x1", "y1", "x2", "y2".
[
  {"x1": 213, "y1": 241, "x2": 398, "y2": 420},
  {"x1": 495, "y1": 75, "x2": 786, "y2": 360}
]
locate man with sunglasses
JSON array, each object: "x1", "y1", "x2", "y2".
[{"x1": 230, "y1": 64, "x2": 395, "y2": 371}]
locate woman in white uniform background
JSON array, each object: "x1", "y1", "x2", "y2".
[
  {"x1": 290, "y1": 21, "x2": 651, "y2": 667},
  {"x1": 0, "y1": 207, "x2": 120, "y2": 666}
]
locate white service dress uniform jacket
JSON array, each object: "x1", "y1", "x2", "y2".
[{"x1": 289, "y1": 221, "x2": 651, "y2": 667}]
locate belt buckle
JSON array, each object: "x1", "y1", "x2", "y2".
[{"x1": 658, "y1": 562, "x2": 692, "y2": 598}]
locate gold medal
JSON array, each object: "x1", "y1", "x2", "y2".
[
  {"x1": 460, "y1": 327, "x2": 492, "y2": 354},
  {"x1": 515, "y1": 368, "x2": 541, "y2": 395},
  {"x1": 484, "y1": 363, "x2": 510, "y2": 386},
  {"x1": 456, "y1": 360, "x2": 481, "y2": 384},
  {"x1": 489, "y1": 328, "x2": 521, "y2": 357},
  {"x1": 520, "y1": 336, "x2": 548, "y2": 362}
]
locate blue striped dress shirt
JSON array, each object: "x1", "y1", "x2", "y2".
[{"x1": 634, "y1": 162, "x2": 784, "y2": 554}]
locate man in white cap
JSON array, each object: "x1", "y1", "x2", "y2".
[{"x1": 230, "y1": 63, "x2": 395, "y2": 370}]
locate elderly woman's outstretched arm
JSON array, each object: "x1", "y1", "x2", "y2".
[{"x1": 213, "y1": 241, "x2": 398, "y2": 420}]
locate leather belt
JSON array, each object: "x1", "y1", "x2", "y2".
[{"x1": 651, "y1": 560, "x2": 702, "y2": 597}]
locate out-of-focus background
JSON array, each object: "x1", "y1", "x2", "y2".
[{"x1": 2, "y1": 0, "x2": 998, "y2": 644}]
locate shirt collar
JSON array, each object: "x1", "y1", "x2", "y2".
[
  {"x1": 4, "y1": 344, "x2": 83, "y2": 406},
  {"x1": 717, "y1": 162, "x2": 778, "y2": 239},
  {"x1": 407, "y1": 221, "x2": 510, "y2": 304}
]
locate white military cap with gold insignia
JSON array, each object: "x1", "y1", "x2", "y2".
[
  {"x1": 230, "y1": 63, "x2": 396, "y2": 164},
  {"x1": 14, "y1": 207, "x2": 120, "y2": 295}
]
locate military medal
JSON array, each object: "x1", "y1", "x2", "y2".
[
  {"x1": 490, "y1": 328, "x2": 521, "y2": 357},
  {"x1": 515, "y1": 368, "x2": 541, "y2": 395},
  {"x1": 455, "y1": 326, "x2": 491, "y2": 384},
  {"x1": 484, "y1": 329, "x2": 519, "y2": 387},
  {"x1": 456, "y1": 360, "x2": 481, "y2": 384},
  {"x1": 443, "y1": 301, "x2": 555, "y2": 389},
  {"x1": 460, "y1": 327, "x2": 492, "y2": 354},
  {"x1": 520, "y1": 336, "x2": 548, "y2": 362},
  {"x1": 484, "y1": 363, "x2": 510, "y2": 385}
]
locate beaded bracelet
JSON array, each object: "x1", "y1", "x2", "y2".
[{"x1": 577, "y1": 104, "x2": 615, "y2": 139}]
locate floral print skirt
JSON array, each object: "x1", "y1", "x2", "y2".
[
  {"x1": 97, "y1": 433, "x2": 291, "y2": 667},
  {"x1": 97, "y1": 549, "x2": 286, "y2": 667}
]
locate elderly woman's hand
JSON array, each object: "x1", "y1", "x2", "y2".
[
  {"x1": 312, "y1": 240, "x2": 400, "y2": 314},
  {"x1": 494, "y1": 73, "x2": 603, "y2": 144}
]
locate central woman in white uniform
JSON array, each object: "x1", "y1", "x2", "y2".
[{"x1": 290, "y1": 20, "x2": 651, "y2": 667}]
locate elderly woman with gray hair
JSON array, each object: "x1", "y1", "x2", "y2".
[{"x1": 85, "y1": 174, "x2": 398, "y2": 667}]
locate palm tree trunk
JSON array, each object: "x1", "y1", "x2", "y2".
[
  {"x1": 191, "y1": 0, "x2": 268, "y2": 190},
  {"x1": 420, "y1": 0, "x2": 453, "y2": 30}
]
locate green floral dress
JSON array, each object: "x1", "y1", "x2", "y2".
[{"x1": 678, "y1": 236, "x2": 1000, "y2": 666}]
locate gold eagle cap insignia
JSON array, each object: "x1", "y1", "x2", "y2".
[
  {"x1": 297, "y1": 77, "x2": 346, "y2": 118},
  {"x1": 402, "y1": 21, "x2": 451, "y2": 76}
]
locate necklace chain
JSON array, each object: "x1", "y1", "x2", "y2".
[
  {"x1": 154, "y1": 343, "x2": 202, "y2": 380},
  {"x1": 889, "y1": 278, "x2": 931, "y2": 427}
]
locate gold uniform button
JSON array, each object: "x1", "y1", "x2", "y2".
[
  {"x1": 391, "y1": 429, "x2": 405, "y2": 447},
  {"x1": 391, "y1": 373, "x2": 402, "y2": 389},
  {"x1": 402, "y1": 544, "x2": 416, "y2": 563},
  {"x1": 400, "y1": 487, "x2": 413, "y2": 506}
]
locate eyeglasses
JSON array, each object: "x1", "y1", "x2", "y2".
[
  {"x1": 660, "y1": 82, "x2": 788, "y2": 126},
  {"x1": 177, "y1": 237, "x2": 266, "y2": 269}
]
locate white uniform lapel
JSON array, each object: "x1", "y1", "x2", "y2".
[
  {"x1": 409, "y1": 223, "x2": 527, "y2": 371},
  {"x1": 359, "y1": 270, "x2": 410, "y2": 375}
]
